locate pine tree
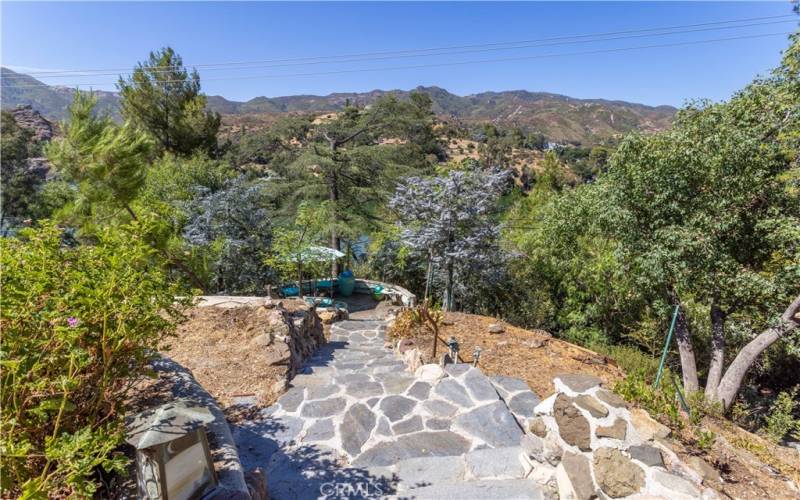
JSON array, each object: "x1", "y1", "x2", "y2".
[{"x1": 117, "y1": 47, "x2": 220, "y2": 156}]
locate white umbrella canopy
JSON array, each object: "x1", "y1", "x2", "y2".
[{"x1": 294, "y1": 245, "x2": 345, "y2": 262}]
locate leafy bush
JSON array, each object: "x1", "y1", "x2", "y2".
[
  {"x1": 0, "y1": 221, "x2": 187, "y2": 497},
  {"x1": 763, "y1": 387, "x2": 800, "y2": 443},
  {"x1": 613, "y1": 368, "x2": 683, "y2": 430}
]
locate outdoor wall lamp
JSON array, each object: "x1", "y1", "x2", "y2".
[
  {"x1": 472, "y1": 346, "x2": 482, "y2": 367},
  {"x1": 447, "y1": 336, "x2": 459, "y2": 361},
  {"x1": 126, "y1": 400, "x2": 218, "y2": 500}
]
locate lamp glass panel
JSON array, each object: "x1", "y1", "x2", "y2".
[{"x1": 164, "y1": 441, "x2": 213, "y2": 500}]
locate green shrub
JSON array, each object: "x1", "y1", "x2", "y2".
[
  {"x1": 613, "y1": 368, "x2": 683, "y2": 430},
  {"x1": 1, "y1": 221, "x2": 188, "y2": 497},
  {"x1": 764, "y1": 387, "x2": 799, "y2": 443}
]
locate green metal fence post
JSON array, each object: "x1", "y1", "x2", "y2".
[{"x1": 654, "y1": 304, "x2": 680, "y2": 389}]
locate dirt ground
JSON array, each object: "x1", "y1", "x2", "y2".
[
  {"x1": 160, "y1": 306, "x2": 289, "y2": 408},
  {"x1": 390, "y1": 311, "x2": 624, "y2": 398},
  {"x1": 669, "y1": 417, "x2": 800, "y2": 499}
]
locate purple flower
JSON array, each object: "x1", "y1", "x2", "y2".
[{"x1": 67, "y1": 317, "x2": 79, "y2": 328}]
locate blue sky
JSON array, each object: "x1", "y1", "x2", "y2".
[{"x1": 1, "y1": 2, "x2": 796, "y2": 106}]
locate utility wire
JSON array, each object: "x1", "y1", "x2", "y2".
[
  {"x1": 4, "y1": 13, "x2": 796, "y2": 79},
  {"x1": 3, "y1": 18, "x2": 794, "y2": 80},
  {"x1": 6, "y1": 30, "x2": 791, "y2": 89}
]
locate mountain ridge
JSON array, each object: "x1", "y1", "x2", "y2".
[{"x1": 1, "y1": 67, "x2": 676, "y2": 143}]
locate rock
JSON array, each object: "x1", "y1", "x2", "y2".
[
  {"x1": 630, "y1": 408, "x2": 670, "y2": 440},
  {"x1": 561, "y1": 451, "x2": 597, "y2": 500},
  {"x1": 596, "y1": 389, "x2": 628, "y2": 409},
  {"x1": 554, "y1": 394, "x2": 592, "y2": 451},
  {"x1": 425, "y1": 418, "x2": 451, "y2": 430},
  {"x1": 488, "y1": 323, "x2": 505, "y2": 334},
  {"x1": 527, "y1": 338, "x2": 547, "y2": 348},
  {"x1": 317, "y1": 309, "x2": 337, "y2": 324},
  {"x1": 402, "y1": 348, "x2": 424, "y2": 373},
  {"x1": 405, "y1": 479, "x2": 545, "y2": 499},
  {"x1": 455, "y1": 401, "x2": 523, "y2": 448},
  {"x1": 340, "y1": 403, "x2": 376, "y2": 456},
  {"x1": 397, "y1": 338, "x2": 416, "y2": 353},
  {"x1": 244, "y1": 467, "x2": 267, "y2": 500},
  {"x1": 415, "y1": 364, "x2": 445, "y2": 382},
  {"x1": 396, "y1": 455, "x2": 465, "y2": 489},
  {"x1": 11, "y1": 105, "x2": 53, "y2": 142},
  {"x1": 353, "y1": 431, "x2": 471, "y2": 467},
  {"x1": 556, "y1": 463, "x2": 579, "y2": 500},
  {"x1": 528, "y1": 417, "x2": 548, "y2": 438},
  {"x1": 407, "y1": 381, "x2": 432, "y2": 400},
  {"x1": 251, "y1": 333, "x2": 273, "y2": 347},
  {"x1": 463, "y1": 369, "x2": 500, "y2": 401},
  {"x1": 593, "y1": 447, "x2": 645, "y2": 498},
  {"x1": 490, "y1": 375, "x2": 531, "y2": 398},
  {"x1": 556, "y1": 373, "x2": 603, "y2": 393},
  {"x1": 444, "y1": 363, "x2": 471, "y2": 377},
  {"x1": 265, "y1": 342, "x2": 291, "y2": 366},
  {"x1": 305, "y1": 418, "x2": 335, "y2": 441},
  {"x1": 509, "y1": 391, "x2": 541, "y2": 418},
  {"x1": 380, "y1": 395, "x2": 416, "y2": 422},
  {"x1": 300, "y1": 397, "x2": 346, "y2": 418},
  {"x1": 687, "y1": 456, "x2": 722, "y2": 484},
  {"x1": 433, "y1": 378, "x2": 474, "y2": 407},
  {"x1": 575, "y1": 395, "x2": 609, "y2": 418},
  {"x1": 465, "y1": 446, "x2": 529, "y2": 479},
  {"x1": 379, "y1": 372, "x2": 415, "y2": 393},
  {"x1": 652, "y1": 469, "x2": 701, "y2": 497},
  {"x1": 392, "y1": 415, "x2": 424, "y2": 435},
  {"x1": 345, "y1": 380, "x2": 384, "y2": 399},
  {"x1": 422, "y1": 399, "x2": 457, "y2": 418},
  {"x1": 276, "y1": 387, "x2": 304, "y2": 412},
  {"x1": 520, "y1": 434, "x2": 560, "y2": 466},
  {"x1": 305, "y1": 384, "x2": 338, "y2": 400},
  {"x1": 270, "y1": 379, "x2": 287, "y2": 394},
  {"x1": 376, "y1": 417, "x2": 392, "y2": 436},
  {"x1": 596, "y1": 419, "x2": 627, "y2": 440},
  {"x1": 628, "y1": 444, "x2": 664, "y2": 467},
  {"x1": 442, "y1": 319, "x2": 455, "y2": 326}
]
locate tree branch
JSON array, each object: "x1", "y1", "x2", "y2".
[{"x1": 714, "y1": 294, "x2": 800, "y2": 410}]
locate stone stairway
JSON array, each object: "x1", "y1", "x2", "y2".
[{"x1": 231, "y1": 319, "x2": 548, "y2": 499}]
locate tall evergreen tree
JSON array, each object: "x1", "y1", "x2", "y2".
[
  {"x1": 117, "y1": 47, "x2": 220, "y2": 156},
  {"x1": 283, "y1": 93, "x2": 439, "y2": 272}
]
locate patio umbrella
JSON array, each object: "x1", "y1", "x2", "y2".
[{"x1": 295, "y1": 245, "x2": 346, "y2": 262}]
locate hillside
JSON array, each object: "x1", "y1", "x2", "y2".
[
  {"x1": 1, "y1": 67, "x2": 120, "y2": 121},
  {"x1": 1, "y1": 67, "x2": 675, "y2": 144}
]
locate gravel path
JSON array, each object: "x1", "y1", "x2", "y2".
[{"x1": 232, "y1": 319, "x2": 546, "y2": 499}]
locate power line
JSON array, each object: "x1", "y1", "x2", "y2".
[
  {"x1": 6, "y1": 31, "x2": 791, "y2": 90},
  {"x1": 4, "y1": 18, "x2": 795, "y2": 81},
  {"x1": 4, "y1": 13, "x2": 796, "y2": 79}
]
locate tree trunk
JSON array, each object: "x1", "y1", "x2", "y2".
[
  {"x1": 443, "y1": 259, "x2": 454, "y2": 312},
  {"x1": 674, "y1": 305, "x2": 700, "y2": 394},
  {"x1": 424, "y1": 253, "x2": 433, "y2": 302},
  {"x1": 705, "y1": 303, "x2": 727, "y2": 400},
  {"x1": 329, "y1": 174, "x2": 340, "y2": 277},
  {"x1": 714, "y1": 294, "x2": 800, "y2": 410}
]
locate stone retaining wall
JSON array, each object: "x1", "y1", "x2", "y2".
[{"x1": 521, "y1": 373, "x2": 718, "y2": 499}]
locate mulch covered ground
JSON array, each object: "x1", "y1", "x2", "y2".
[
  {"x1": 391, "y1": 311, "x2": 625, "y2": 398},
  {"x1": 160, "y1": 306, "x2": 288, "y2": 408}
]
